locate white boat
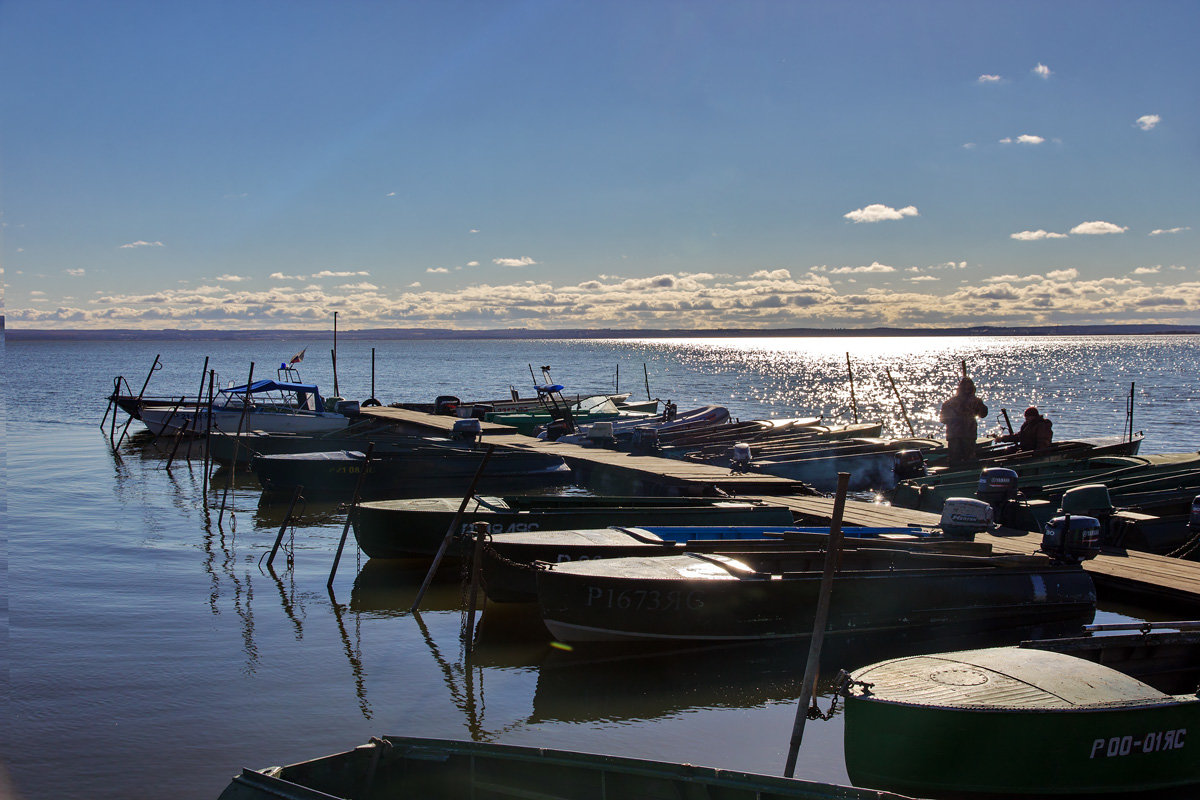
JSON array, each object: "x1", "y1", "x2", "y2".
[{"x1": 138, "y1": 368, "x2": 352, "y2": 437}]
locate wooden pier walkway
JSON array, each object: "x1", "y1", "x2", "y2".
[{"x1": 360, "y1": 406, "x2": 1200, "y2": 612}]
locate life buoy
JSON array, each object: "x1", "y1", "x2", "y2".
[{"x1": 361, "y1": 398, "x2": 382, "y2": 407}]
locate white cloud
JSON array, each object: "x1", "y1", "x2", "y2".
[
  {"x1": 493, "y1": 257, "x2": 537, "y2": 267},
  {"x1": 1168, "y1": 265, "x2": 1188, "y2": 271},
  {"x1": 312, "y1": 270, "x2": 369, "y2": 278},
  {"x1": 962, "y1": 142, "x2": 977, "y2": 149},
  {"x1": 1033, "y1": 62, "x2": 1052, "y2": 79},
  {"x1": 65, "y1": 268, "x2": 85, "y2": 277},
  {"x1": 338, "y1": 282, "x2": 379, "y2": 290},
  {"x1": 977, "y1": 74, "x2": 1002, "y2": 83},
  {"x1": 466, "y1": 261, "x2": 480, "y2": 267},
  {"x1": 120, "y1": 240, "x2": 164, "y2": 249},
  {"x1": 1001, "y1": 134, "x2": 1046, "y2": 145},
  {"x1": 215, "y1": 274, "x2": 248, "y2": 282},
  {"x1": 1046, "y1": 269, "x2": 1078, "y2": 280},
  {"x1": 1133, "y1": 266, "x2": 1161, "y2": 275},
  {"x1": 1011, "y1": 230, "x2": 1068, "y2": 241},
  {"x1": 1149, "y1": 226, "x2": 1189, "y2": 236},
  {"x1": 469, "y1": 229, "x2": 480, "y2": 234},
  {"x1": 829, "y1": 262, "x2": 896, "y2": 274},
  {"x1": 842, "y1": 204, "x2": 919, "y2": 223},
  {"x1": 909, "y1": 275, "x2": 939, "y2": 282},
  {"x1": 270, "y1": 272, "x2": 306, "y2": 280},
  {"x1": 386, "y1": 191, "x2": 397, "y2": 197},
  {"x1": 1136, "y1": 114, "x2": 1161, "y2": 131},
  {"x1": 1070, "y1": 220, "x2": 1128, "y2": 235},
  {"x1": 426, "y1": 267, "x2": 450, "y2": 274}
]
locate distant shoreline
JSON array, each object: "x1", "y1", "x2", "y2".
[{"x1": 6, "y1": 323, "x2": 1200, "y2": 341}]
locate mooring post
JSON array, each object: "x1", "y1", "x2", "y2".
[
  {"x1": 327, "y1": 443, "x2": 375, "y2": 588},
  {"x1": 464, "y1": 521, "x2": 490, "y2": 652},
  {"x1": 201, "y1": 369, "x2": 215, "y2": 498},
  {"x1": 115, "y1": 354, "x2": 163, "y2": 448},
  {"x1": 218, "y1": 362, "x2": 255, "y2": 527},
  {"x1": 268, "y1": 485, "x2": 305, "y2": 568},
  {"x1": 886, "y1": 368, "x2": 916, "y2": 437},
  {"x1": 784, "y1": 471, "x2": 851, "y2": 778},
  {"x1": 845, "y1": 352, "x2": 858, "y2": 423},
  {"x1": 411, "y1": 444, "x2": 496, "y2": 613}
]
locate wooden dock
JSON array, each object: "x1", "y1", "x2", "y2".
[{"x1": 359, "y1": 406, "x2": 1200, "y2": 612}]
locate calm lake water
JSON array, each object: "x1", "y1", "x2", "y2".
[{"x1": 5, "y1": 334, "x2": 1198, "y2": 799}]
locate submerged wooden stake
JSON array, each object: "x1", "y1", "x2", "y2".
[
  {"x1": 411, "y1": 444, "x2": 496, "y2": 613},
  {"x1": 784, "y1": 471, "x2": 850, "y2": 778},
  {"x1": 464, "y1": 521, "x2": 490, "y2": 652},
  {"x1": 327, "y1": 443, "x2": 375, "y2": 588}
]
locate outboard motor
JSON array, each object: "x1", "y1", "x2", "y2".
[
  {"x1": 893, "y1": 449, "x2": 927, "y2": 480},
  {"x1": 1041, "y1": 514, "x2": 1101, "y2": 564},
  {"x1": 585, "y1": 421, "x2": 616, "y2": 448},
  {"x1": 469, "y1": 403, "x2": 493, "y2": 420},
  {"x1": 730, "y1": 442, "x2": 752, "y2": 474},
  {"x1": 434, "y1": 395, "x2": 460, "y2": 415},
  {"x1": 939, "y1": 497, "x2": 994, "y2": 539},
  {"x1": 451, "y1": 417, "x2": 482, "y2": 444},
  {"x1": 976, "y1": 467, "x2": 1018, "y2": 511},
  {"x1": 543, "y1": 419, "x2": 572, "y2": 441},
  {"x1": 1059, "y1": 484, "x2": 1114, "y2": 521},
  {"x1": 630, "y1": 426, "x2": 659, "y2": 455},
  {"x1": 1190, "y1": 495, "x2": 1200, "y2": 533}
]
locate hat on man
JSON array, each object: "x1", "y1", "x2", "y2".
[{"x1": 1024, "y1": 406, "x2": 1039, "y2": 418}]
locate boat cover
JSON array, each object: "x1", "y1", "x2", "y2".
[
  {"x1": 850, "y1": 648, "x2": 1172, "y2": 710},
  {"x1": 220, "y1": 379, "x2": 321, "y2": 395}
]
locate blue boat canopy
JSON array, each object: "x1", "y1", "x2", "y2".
[
  {"x1": 220, "y1": 379, "x2": 321, "y2": 395},
  {"x1": 536, "y1": 384, "x2": 565, "y2": 394}
]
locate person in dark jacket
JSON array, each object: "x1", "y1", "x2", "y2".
[
  {"x1": 996, "y1": 406, "x2": 1053, "y2": 452},
  {"x1": 940, "y1": 378, "x2": 988, "y2": 467}
]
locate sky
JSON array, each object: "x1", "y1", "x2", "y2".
[{"x1": 2, "y1": 0, "x2": 1197, "y2": 331}]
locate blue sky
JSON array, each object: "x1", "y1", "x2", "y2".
[{"x1": 3, "y1": 0, "x2": 1197, "y2": 330}]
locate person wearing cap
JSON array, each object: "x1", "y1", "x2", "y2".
[
  {"x1": 939, "y1": 378, "x2": 989, "y2": 467},
  {"x1": 996, "y1": 406, "x2": 1053, "y2": 452}
]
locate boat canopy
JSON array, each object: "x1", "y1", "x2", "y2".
[{"x1": 220, "y1": 379, "x2": 321, "y2": 396}]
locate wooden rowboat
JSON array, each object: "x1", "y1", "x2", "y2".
[{"x1": 216, "y1": 735, "x2": 915, "y2": 800}]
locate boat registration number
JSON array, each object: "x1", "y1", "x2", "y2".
[
  {"x1": 584, "y1": 587, "x2": 703, "y2": 611},
  {"x1": 1090, "y1": 729, "x2": 1186, "y2": 759},
  {"x1": 458, "y1": 522, "x2": 540, "y2": 534}
]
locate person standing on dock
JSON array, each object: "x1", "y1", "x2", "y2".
[
  {"x1": 940, "y1": 378, "x2": 988, "y2": 467},
  {"x1": 995, "y1": 406, "x2": 1053, "y2": 452}
]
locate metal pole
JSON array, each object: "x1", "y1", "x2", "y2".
[
  {"x1": 784, "y1": 471, "x2": 851, "y2": 778},
  {"x1": 327, "y1": 442, "x2": 375, "y2": 588},
  {"x1": 115, "y1": 354, "x2": 162, "y2": 448},
  {"x1": 332, "y1": 311, "x2": 339, "y2": 398},
  {"x1": 219, "y1": 363, "x2": 255, "y2": 527},
  {"x1": 167, "y1": 356, "x2": 210, "y2": 469},
  {"x1": 371, "y1": 347, "x2": 376, "y2": 401},
  {"x1": 643, "y1": 363, "x2": 651, "y2": 400},
  {"x1": 845, "y1": 353, "x2": 858, "y2": 424},
  {"x1": 411, "y1": 444, "x2": 496, "y2": 612},
  {"x1": 1128, "y1": 382, "x2": 1135, "y2": 442},
  {"x1": 886, "y1": 368, "x2": 916, "y2": 437},
  {"x1": 202, "y1": 370, "x2": 215, "y2": 497}
]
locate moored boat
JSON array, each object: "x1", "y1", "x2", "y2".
[
  {"x1": 351, "y1": 494, "x2": 798, "y2": 559},
  {"x1": 252, "y1": 445, "x2": 573, "y2": 499},
  {"x1": 840, "y1": 623, "x2": 1200, "y2": 797},
  {"x1": 216, "y1": 735, "x2": 914, "y2": 800},
  {"x1": 481, "y1": 524, "x2": 993, "y2": 602},
  {"x1": 535, "y1": 546, "x2": 1096, "y2": 643}
]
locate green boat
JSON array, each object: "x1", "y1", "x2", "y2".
[
  {"x1": 840, "y1": 624, "x2": 1200, "y2": 797},
  {"x1": 352, "y1": 494, "x2": 797, "y2": 559},
  {"x1": 217, "y1": 735, "x2": 915, "y2": 800}
]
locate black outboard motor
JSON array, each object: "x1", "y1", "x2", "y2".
[
  {"x1": 543, "y1": 419, "x2": 572, "y2": 441},
  {"x1": 1041, "y1": 514, "x2": 1101, "y2": 564},
  {"x1": 434, "y1": 395, "x2": 460, "y2": 415},
  {"x1": 630, "y1": 426, "x2": 659, "y2": 455},
  {"x1": 1189, "y1": 495, "x2": 1200, "y2": 534},
  {"x1": 451, "y1": 417, "x2": 482, "y2": 444},
  {"x1": 893, "y1": 450, "x2": 926, "y2": 480},
  {"x1": 976, "y1": 467, "x2": 1018, "y2": 513}
]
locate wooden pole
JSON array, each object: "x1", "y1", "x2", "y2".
[
  {"x1": 218, "y1": 363, "x2": 255, "y2": 527},
  {"x1": 115, "y1": 354, "x2": 162, "y2": 448},
  {"x1": 167, "y1": 356, "x2": 210, "y2": 470},
  {"x1": 411, "y1": 444, "x2": 496, "y2": 613},
  {"x1": 886, "y1": 368, "x2": 916, "y2": 437},
  {"x1": 845, "y1": 352, "x2": 858, "y2": 424},
  {"x1": 202, "y1": 370, "x2": 215, "y2": 497},
  {"x1": 332, "y1": 311, "x2": 339, "y2": 398},
  {"x1": 268, "y1": 485, "x2": 305, "y2": 567},
  {"x1": 370, "y1": 347, "x2": 376, "y2": 402},
  {"x1": 463, "y1": 521, "x2": 489, "y2": 652},
  {"x1": 1128, "y1": 382, "x2": 1135, "y2": 442},
  {"x1": 961, "y1": 359, "x2": 967, "y2": 380},
  {"x1": 327, "y1": 442, "x2": 375, "y2": 588},
  {"x1": 643, "y1": 363, "x2": 651, "y2": 400},
  {"x1": 784, "y1": 471, "x2": 851, "y2": 778},
  {"x1": 1000, "y1": 408, "x2": 1014, "y2": 436}
]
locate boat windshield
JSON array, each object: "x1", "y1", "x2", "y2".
[{"x1": 576, "y1": 396, "x2": 619, "y2": 414}]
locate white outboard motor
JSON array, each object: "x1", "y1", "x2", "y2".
[
  {"x1": 586, "y1": 421, "x2": 616, "y2": 448},
  {"x1": 893, "y1": 449, "x2": 926, "y2": 480},
  {"x1": 451, "y1": 417, "x2": 482, "y2": 444},
  {"x1": 1041, "y1": 514, "x2": 1101, "y2": 563},
  {"x1": 730, "y1": 442, "x2": 752, "y2": 474},
  {"x1": 976, "y1": 467, "x2": 1019, "y2": 512},
  {"x1": 939, "y1": 497, "x2": 994, "y2": 539}
]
